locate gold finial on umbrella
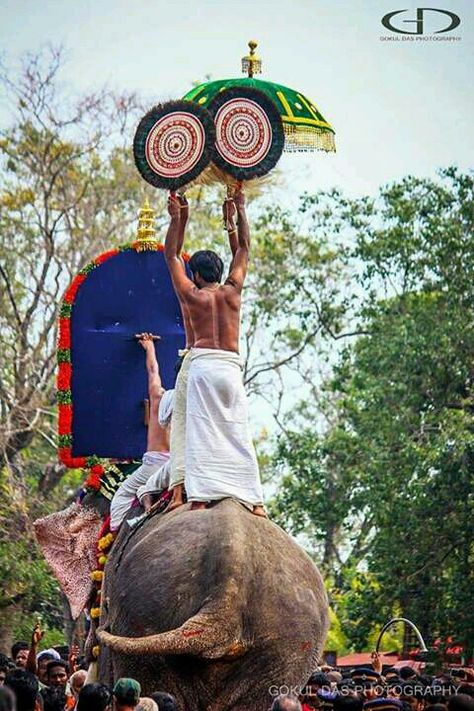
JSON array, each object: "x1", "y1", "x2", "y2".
[
  {"x1": 135, "y1": 198, "x2": 157, "y2": 251},
  {"x1": 241, "y1": 40, "x2": 262, "y2": 78}
]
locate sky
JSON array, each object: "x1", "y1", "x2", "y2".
[
  {"x1": 0, "y1": 0, "x2": 472, "y2": 436},
  {"x1": 1, "y1": 0, "x2": 472, "y2": 201}
]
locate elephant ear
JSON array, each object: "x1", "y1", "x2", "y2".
[
  {"x1": 98, "y1": 578, "x2": 247, "y2": 659},
  {"x1": 34, "y1": 504, "x2": 103, "y2": 619}
]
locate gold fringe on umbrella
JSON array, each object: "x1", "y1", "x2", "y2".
[{"x1": 282, "y1": 125, "x2": 336, "y2": 153}]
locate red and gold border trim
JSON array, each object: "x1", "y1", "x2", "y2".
[{"x1": 57, "y1": 241, "x2": 177, "y2": 469}]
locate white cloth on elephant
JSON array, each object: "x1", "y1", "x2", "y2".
[
  {"x1": 158, "y1": 389, "x2": 175, "y2": 427},
  {"x1": 110, "y1": 451, "x2": 169, "y2": 530},
  {"x1": 185, "y1": 348, "x2": 264, "y2": 507},
  {"x1": 136, "y1": 459, "x2": 171, "y2": 503}
]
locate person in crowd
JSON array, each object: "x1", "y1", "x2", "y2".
[
  {"x1": 10, "y1": 645, "x2": 29, "y2": 671},
  {"x1": 364, "y1": 697, "x2": 404, "y2": 711},
  {"x1": 350, "y1": 669, "x2": 382, "y2": 701},
  {"x1": 399, "y1": 680, "x2": 427, "y2": 711},
  {"x1": 300, "y1": 671, "x2": 333, "y2": 709},
  {"x1": 5, "y1": 669, "x2": 41, "y2": 711},
  {"x1": 35, "y1": 652, "x2": 60, "y2": 687},
  {"x1": 136, "y1": 700, "x2": 158, "y2": 711},
  {"x1": 40, "y1": 686, "x2": 67, "y2": 711},
  {"x1": 447, "y1": 696, "x2": 474, "y2": 711},
  {"x1": 457, "y1": 688, "x2": 474, "y2": 699},
  {"x1": 69, "y1": 669, "x2": 87, "y2": 702},
  {"x1": 328, "y1": 672, "x2": 343, "y2": 688},
  {"x1": 0, "y1": 656, "x2": 14, "y2": 687},
  {"x1": 76, "y1": 683, "x2": 112, "y2": 711},
  {"x1": 0, "y1": 686, "x2": 16, "y2": 711},
  {"x1": 333, "y1": 692, "x2": 364, "y2": 711},
  {"x1": 399, "y1": 668, "x2": 418, "y2": 682},
  {"x1": 45, "y1": 660, "x2": 68, "y2": 689},
  {"x1": 149, "y1": 692, "x2": 178, "y2": 711},
  {"x1": 113, "y1": 678, "x2": 141, "y2": 711},
  {"x1": 271, "y1": 694, "x2": 303, "y2": 711}
]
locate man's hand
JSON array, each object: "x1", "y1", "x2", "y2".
[
  {"x1": 31, "y1": 620, "x2": 44, "y2": 647},
  {"x1": 223, "y1": 197, "x2": 237, "y2": 229},
  {"x1": 167, "y1": 194, "x2": 180, "y2": 220},
  {"x1": 68, "y1": 644, "x2": 79, "y2": 673},
  {"x1": 177, "y1": 194, "x2": 189, "y2": 222},
  {"x1": 371, "y1": 651, "x2": 383, "y2": 674},
  {"x1": 234, "y1": 188, "x2": 245, "y2": 211},
  {"x1": 135, "y1": 333, "x2": 160, "y2": 350}
]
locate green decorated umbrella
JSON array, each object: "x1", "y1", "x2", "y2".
[{"x1": 183, "y1": 40, "x2": 336, "y2": 154}]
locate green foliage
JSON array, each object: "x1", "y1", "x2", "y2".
[{"x1": 272, "y1": 168, "x2": 474, "y2": 655}]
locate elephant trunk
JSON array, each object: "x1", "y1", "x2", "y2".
[{"x1": 98, "y1": 583, "x2": 246, "y2": 660}]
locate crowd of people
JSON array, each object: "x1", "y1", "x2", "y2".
[
  {"x1": 1, "y1": 634, "x2": 473, "y2": 711},
  {"x1": 0, "y1": 636, "x2": 176, "y2": 710}
]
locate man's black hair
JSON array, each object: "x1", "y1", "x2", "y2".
[
  {"x1": 5, "y1": 668, "x2": 39, "y2": 711},
  {"x1": 150, "y1": 691, "x2": 178, "y2": 711},
  {"x1": 189, "y1": 250, "x2": 224, "y2": 284},
  {"x1": 41, "y1": 686, "x2": 67, "y2": 711},
  {"x1": 334, "y1": 692, "x2": 364, "y2": 711},
  {"x1": 0, "y1": 686, "x2": 16, "y2": 711},
  {"x1": 270, "y1": 694, "x2": 302, "y2": 711},
  {"x1": 399, "y1": 666, "x2": 418, "y2": 680},
  {"x1": 447, "y1": 696, "x2": 474, "y2": 711},
  {"x1": 77, "y1": 683, "x2": 112, "y2": 711},
  {"x1": 457, "y1": 687, "x2": 474, "y2": 699},
  {"x1": 0, "y1": 654, "x2": 14, "y2": 673},
  {"x1": 11, "y1": 642, "x2": 29, "y2": 660},
  {"x1": 46, "y1": 660, "x2": 68, "y2": 676},
  {"x1": 307, "y1": 671, "x2": 331, "y2": 689}
]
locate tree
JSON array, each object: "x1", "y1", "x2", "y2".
[
  {"x1": 272, "y1": 168, "x2": 474, "y2": 654},
  {"x1": 0, "y1": 46, "x2": 345, "y2": 648}
]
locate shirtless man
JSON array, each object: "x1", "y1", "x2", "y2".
[{"x1": 164, "y1": 189, "x2": 265, "y2": 517}]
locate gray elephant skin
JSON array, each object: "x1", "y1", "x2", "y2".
[{"x1": 98, "y1": 498, "x2": 329, "y2": 711}]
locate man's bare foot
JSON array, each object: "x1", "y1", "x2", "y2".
[
  {"x1": 190, "y1": 502, "x2": 206, "y2": 511},
  {"x1": 252, "y1": 505, "x2": 267, "y2": 518},
  {"x1": 164, "y1": 484, "x2": 184, "y2": 513}
]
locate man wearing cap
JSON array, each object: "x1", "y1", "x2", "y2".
[
  {"x1": 364, "y1": 698, "x2": 404, "y2": 711},
  {"x1": 110, "y1": 334, "x2": 174, "y2": 530},
  {"x1": 114, "y1": 678, "x2": 141, "y2": 710},
  {"x1": 350, "y1": 668, "x2": 383, "y2": 700}
]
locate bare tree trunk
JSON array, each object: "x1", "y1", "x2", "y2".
[
  {"x1": 0, "y1": 603, "x2": 20, "y2": 655},
  {"x1": 62, "y1": 593, "x2": 74, "y2": 648}
]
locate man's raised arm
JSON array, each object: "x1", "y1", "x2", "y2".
[
  {"x1": 164, "y1": 195, "x2": 194, "y2": 297},
  {"x1": 225, "y1": 189, "x2": 249, "y2": 291},
  {"x1": 176, "y1": 194, "x2": 189, "y2": 258},
  {"x1": 223, "y1": 195, "x2": 238, "y2": 260}
]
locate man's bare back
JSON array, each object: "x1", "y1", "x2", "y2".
[
  {"x1": 182, "y1": 283, "x2": 241, "y2": 352},
  {"x1": 164, "y1": 190, "x2": 249, "y2": 351}
]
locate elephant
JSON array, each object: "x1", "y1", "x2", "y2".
[{"x1": 97, "y1": 497, "x2": 329, "y2": 711}]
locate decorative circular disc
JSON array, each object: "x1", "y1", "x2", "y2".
[
  {"x1": 207, "y1": 87, "x2": 284, "y2": 181},
  {"x1": 133, "y1": 101, "x2": 215, "y2": 191}
]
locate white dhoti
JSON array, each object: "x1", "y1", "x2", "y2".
[
  {"x1": 110, "y1": 451, "x2": 169, "y2": 530},
  {"x1": 169, "y1": 350, "x2": 191, "y2": 490},
  {"x1": 185, "y1": 348, "x2": 264, "y2": 507}
]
